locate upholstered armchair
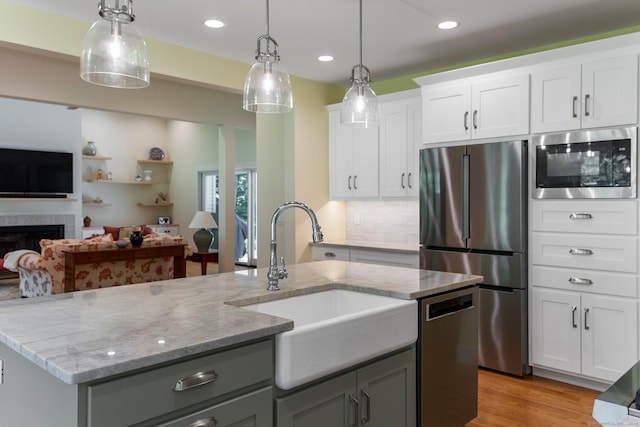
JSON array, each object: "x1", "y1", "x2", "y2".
[{"x1": 4, "y1": 233, "x2": 191, "y2": 297}]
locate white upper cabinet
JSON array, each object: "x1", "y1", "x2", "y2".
[
  {"x1": 422, "y1": 74, "x2": 529, "y2": 144},
  {"x1": 531, "y1": 55, "x2": 638, "y2": 133},
  {"x1": 329, "y1": 110, "x2": 379, "y2": 199},
  {"x1": 379, "y1": 97, "x2": 422, "y2": 198}
]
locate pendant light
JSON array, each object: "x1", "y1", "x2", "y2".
[
  {"x1": 80, "y1": 0, "x2": 150, "y2": 89},
  {"x1": 243, "y1": 0, "x2": 293, "y2": 113},
  {"x1": 341, "y1": 0, "x2": 379, "y2": 127}
]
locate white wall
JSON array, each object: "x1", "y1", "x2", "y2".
[{"x1": 0, "y1": 98, "x2": 82, "y2": 232}]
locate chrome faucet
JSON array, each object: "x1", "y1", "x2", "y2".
[{"x1": 268, "y1": 201, "x2": 324, "y2": 291}]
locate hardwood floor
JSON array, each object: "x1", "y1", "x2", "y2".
[{"x1": 467, "y1": 369, "x2": 601, "y2": 427}]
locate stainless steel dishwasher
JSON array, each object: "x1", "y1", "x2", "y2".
[{"x1": 418, "y1": 286, "x2": 478, "y2": 426}]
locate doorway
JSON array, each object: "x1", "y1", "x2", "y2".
[{"x1": 199, "y1": 168, "x2": 258, "y2": 266}]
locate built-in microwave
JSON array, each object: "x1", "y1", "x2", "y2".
[{"x1": 533, "y1": 126, "x2": 636, "y2": 199}]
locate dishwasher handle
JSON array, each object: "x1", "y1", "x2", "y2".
[{"x1": 426, "y1": 293, "x2": 474, "y2": 321}]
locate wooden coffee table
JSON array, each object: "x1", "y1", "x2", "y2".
[{"x1": 186, "y1": 251, "x2": 219, "y2": 275}]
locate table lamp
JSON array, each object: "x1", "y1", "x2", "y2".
[{"x1": 188, "y1": 211, "x2": 218, "y2": 252}]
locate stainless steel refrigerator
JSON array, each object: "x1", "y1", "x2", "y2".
[{"x1": 419, "y1": 140, "x2": 530, "y2": 377}]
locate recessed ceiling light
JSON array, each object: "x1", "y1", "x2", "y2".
[
  {"x1": 438, "y1": 21, "x2": 458, "y2": 30},
  {"x1": 318, "y1": 55, "x2": 334, "y2": 62},
  {"x1": 204, "y1": 19, "x2": 225, "y2": 29}
]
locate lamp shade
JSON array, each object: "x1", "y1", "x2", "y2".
[
  {"x1": 189, "y1": 211, "x2": 218, "y2": 229},
  {"x1": 80, "y1": 13, "x2": 149, "y2": 89},
  {"x1": 189, "y1": 211, "x2": 218, "y2": 253}
]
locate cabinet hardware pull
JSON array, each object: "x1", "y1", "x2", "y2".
[
  {"x1": 173, "y1": 370, "x2": 218, "y2": 391},
  {"x1": 472, "y1": 110, "x2": 478, "y2": 129},
  {"x1": 361, "y1": 389, "x2": 371, "y2": 424},
  {"x1": 408, "y1": 172, "x2": 412, "y2": 189},
  {"x1": 349, "y1": 394, "x2": 359, "y2": 427},
  {"x1": 584, "y1": 307, "x2": 590, "y2": 330},
  {"x1": 464, "y1": 111, "x2": 469, "y2": 130},
  {"x1": 348, "y1": 175, "x2": 352, "y2": 190},
  {"x1": 401, "y1": 172, "x2": 406, "y2": 189},
  {"x1": 353, "y1": 175, "x2": 358, "y2": 190},
  {"x1": 569, "y1": 212, "x2": 593, "y2": 220},
  {"x1": 585, "y1": 94, "x2": 591, "y2": 117},
  {"x1": 572, "y1": 96, "x2": 578, "y2": 118},
  {"x1": 568, "y1": 277, "x2": 593, "y2": 285},
  {"x1": 184, "y1": 417, "x2": 217, "y2": 427},
  {"x1": 324, "y1": 252, "x2": 336, "y2": 258},
  {"x1": 569, "y1": 248, "x2": 593, "y2": 255},
  {"x1": 572, "y1": 306, "x2": 577, "y2": 328}
]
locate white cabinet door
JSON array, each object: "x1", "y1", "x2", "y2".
[
  {"x1": 422, "y1": 84, "x2": 471, "y2": 144},
  {"x1": 581, "y1": 294, "x2": 638, "y2": 382},
  {"x1": 531, "y1": 55, "x2": 638, "y2": 132},
  {"x1": 532, "y1": 288, "x2": 638, "y2": 382},
  {"x1": 379, "y1": 99, "x2": 421, "y2": 198},
  {"x1": 353, "y1": 125, "x2": 379, "y2": 198},
  {"x1": 330, "y1": 110, "x2": 356, "y2": 199},
  {"x1": 581, "y1": 55, "x2": 638, "y2": 129},
  {"x1": 531, "y1": 65, "x2": 582, "y2": 133},
  {"x1": 150, "y1": 225, "x2": 179, "y2": 236},
  {"x1": 532, "y1": 288, "x2": 582, "y2": 374},
  {"x1": 422, "y1": 74, "x2": 529, "y2": 143},
  {"x1": 379, "y1": 102, "x2": 408, "y2": 198},
  {"x1": 471, "y1": 74, "x2": 530, "y2": 139},
  {"x1": 329, "y1": 110, "x2": 379, "y2": 199},
  {"x1": 407, "y1": 100, "x2": 422, "y2": 198}
]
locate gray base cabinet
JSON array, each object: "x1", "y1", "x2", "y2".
[
  {"x1": 276, "y1": 348, "x2": 416, "y2": 427},
  {"x1": 0, "y1": 339, "x2": 273, "y2": 427}
]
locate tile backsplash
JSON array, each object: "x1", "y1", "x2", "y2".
[{"x1": 346, "y1": 200, "x2": 419, "y2": 244}]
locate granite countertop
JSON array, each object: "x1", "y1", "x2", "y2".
[
  {"x1": 312, "y1": 239, "x2": 420, "y2": 253},
  {"x1": 0, "y1": 261, "x2": 481, "y2": 385}
]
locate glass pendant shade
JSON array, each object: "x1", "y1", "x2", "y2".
[
  {"x1": 243, "y1": 53, "x2": 293, "y2": 113},
  {"x1": 80, "y1": 4, "x2": 149, "y2": 89},
  {"x1": 341, "y1": 67, "x2": 380, "y2": 127},
  {"x1": 242, "y1": 0, "x2": 293, "y2": 113},
  {"x1": 341, "y1": 0, "x2": 379, "y2": 127}
]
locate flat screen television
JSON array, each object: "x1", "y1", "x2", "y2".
[{"x1": 0, "y1": 148, "x2": 73, "y2": 198}]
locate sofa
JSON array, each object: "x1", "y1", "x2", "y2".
[{"x1": 3, "y1": 233, "x2": 192, "y2": 298}]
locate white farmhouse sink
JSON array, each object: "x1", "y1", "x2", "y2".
[{"x1": 243, "y1": 289, "x2": 417, "y2": 390}]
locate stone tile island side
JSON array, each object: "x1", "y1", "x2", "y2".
[{"x1": 0, "y1": 261, "x2": 482, "y2": 426}]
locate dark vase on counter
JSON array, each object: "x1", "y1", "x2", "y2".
[{"x1": 129, "y1": 230, "x2": 143, "y2": 247}]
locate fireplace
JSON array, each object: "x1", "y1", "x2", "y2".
[{"x1": 0, "y1": 225, "x2": 65, "y2": 258}]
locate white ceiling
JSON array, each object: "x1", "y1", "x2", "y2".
[{"x1": 8, "y1": 0, "x2": 640, "y2": 86}]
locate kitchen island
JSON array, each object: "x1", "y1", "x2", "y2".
[{"x1": 0, "y1": 260, "x2": 481, "y2": 426}]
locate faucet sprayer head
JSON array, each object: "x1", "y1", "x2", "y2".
[{"x1": 312, "y1": 225, "x2": 324, "y2": 243}]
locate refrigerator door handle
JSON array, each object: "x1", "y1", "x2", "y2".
[{"x1": 462, "y1": 154, "x2": 470, "y2": 240}]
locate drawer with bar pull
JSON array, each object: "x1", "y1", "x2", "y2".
[
  {"x1": 532, "y1": 233, "x2": 638, "y2": 273},
  {"x1": 532, "y1": 266, "x2": 638, "y2": 298},
  {"x1": 87, "y1": 339, "x2": 272, "y2": 427},
  {"x1": 531, "y1": 200, "x2": 637, "y2": 235}
]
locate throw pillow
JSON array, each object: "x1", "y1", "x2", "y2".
[
  {"x1": 0, "y1": 258, "x2": 5, "y2": 271},
  {"x1": 118, "y1": 226, "x2": 134, "y2": 240},
  {"x1": 103, "y1": 226, "x2": 120, "y2": 241},
  {"x1": 140, "y1": 225, "x2": 154, "y2": 236}
]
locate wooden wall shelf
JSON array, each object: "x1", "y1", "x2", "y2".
[
  {"x1": 137, "y1": 202, "x2": 174, "y2": 207},
  {"x1": 83, "y1": 202, "x2": 112, "y2": 207},
  {"x1": 82, "y1": 155, "x2": 112, "y2": 160},
  {"x1": 138, "y1": 159, "x2": 173, "y2": 165}
]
